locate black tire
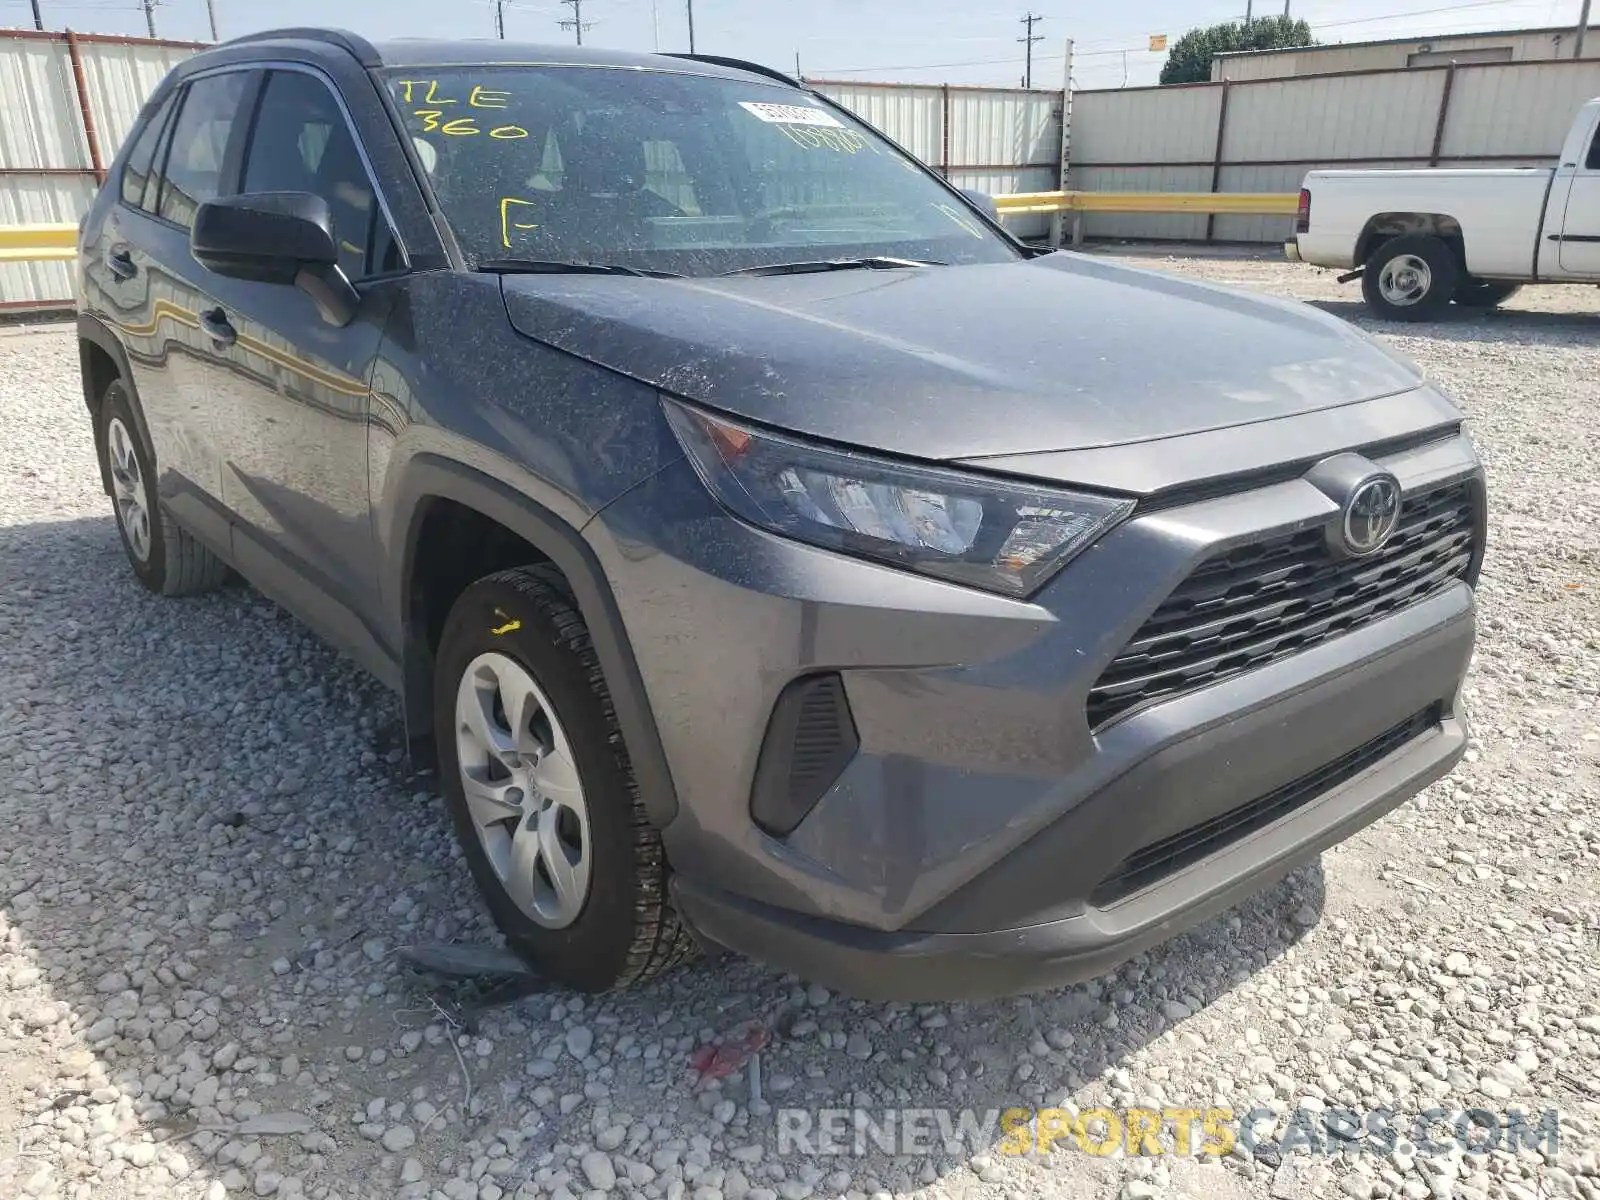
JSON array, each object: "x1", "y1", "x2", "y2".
[
  {"x1": 433, "y1": 566, "x2": 696, "y2": 992},
  {"x1": 96, "y1": 379, "x2": 230, "y2": 597},
  {"x1": 1455, "y1": 279, "x2": 1522, "y2": 309},
  {"x1": 1361, "y1": 234, "x2": 1460, "y2": 322}
]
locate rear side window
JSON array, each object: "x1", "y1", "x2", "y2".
[
  {"x1": 1587, "y1": 123, "x2": 1600, "y2": 171},
  {"x1": 240, "y1": 70, "x2": 400, "y2": 279},
  {"x1": 156, "y1": 71, "x2": 253, "y2": 229},
  {"x1": 119, "y1": 93, "x2": 176, "y2": 211}
]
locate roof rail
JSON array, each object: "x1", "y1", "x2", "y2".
[
  {"x1": 220, "y1": 27, "x2": 381, "y2": 67},
  {"x1": 664, "y1": 53, "x2": 801, "y2": 88}
]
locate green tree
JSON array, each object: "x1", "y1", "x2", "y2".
[{"x1": 1159, "y1": 16, "x2": 1316, "y2": 85}]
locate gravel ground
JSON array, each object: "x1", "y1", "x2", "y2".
[{"x1": 1, "y1": 253, "x2": 1598, "y2": 1200}]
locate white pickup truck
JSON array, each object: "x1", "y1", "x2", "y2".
[{"x1": 1286, "y1": 95, "x2": 1600, "y2": 320}]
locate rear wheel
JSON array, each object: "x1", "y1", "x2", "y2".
[
  {"x1": 97, "y1": 380, "x2": 229, "y2": 597},
  {"x1": 433, "y1": 567, "x2": 697, "y2": 992},
  {"x1": 1361, "y1": 234, "x2": 1459, "y2": 322},
  {"x1": 1455, "y1": 278, "x2": 1522, "y2": 309}
]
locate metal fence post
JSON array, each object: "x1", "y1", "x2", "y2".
[
  {"x1": 1203, "y1": 80, "x2": 1231, "y2": 243},
  {"x1": 940, "y1": 83, "x2": 951, "y2": 178},
  {"x1": 65, "y1": 30, "x2": 107, "y2": 185},
  {"x1": 1429, "y1": 64, "x2": 1456, "y2": 166},
  {"x1": 1051, "y1": 37, "x2": 1072, "y2": 247}
]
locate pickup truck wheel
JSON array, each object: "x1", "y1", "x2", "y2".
[
  {"x1": 97, "y1": 380, "x2": 230, "y2": 597},
  {"x1": 1362, "y1": 235, "x2": 1459, "y2": 322},
  {"x1": 1455, "y1": 279, "x2": 1522, "y2": 309},
  {"x1": 433, "y1": 567, "x2": 697, "y2": 992}
]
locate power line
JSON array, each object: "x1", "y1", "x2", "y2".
[
  {"x1": 814, "y1": 0, "x2": 1561, "y2": 75},
  {"x1": 1312, "y1": 0, "x2": 1549, "y2": 30},
  {"x1": 558, "y1": 0, "x2": 592, "y2": 44},
  {"x1": 1018, "y1": 10, "x2": 1044, "y2": 87}
]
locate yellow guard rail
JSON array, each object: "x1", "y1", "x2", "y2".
[
  {"x1": 993, "y1": 190, "x2": 1300, "y2": 247},
  {"x1": 0, "y1": 192, "x2": 1301, "y2": 267},
  {"x1": 0, "y1": 223, "x2": 78, "y2": 264}
]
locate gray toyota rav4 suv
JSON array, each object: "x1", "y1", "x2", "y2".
[{"x1": 76, "y1": 29, "x2": 1483, "y2": 1001}]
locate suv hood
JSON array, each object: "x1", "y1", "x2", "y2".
[{"x1": 499, "y1": 254, "x2": 1420, "y2": 460}]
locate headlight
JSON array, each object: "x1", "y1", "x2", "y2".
[{"x1": 663, "y1": 399, "x2": 1133, "y2": 598}]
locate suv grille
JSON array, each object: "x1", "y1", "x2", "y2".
[
  {"x1": 1088, "y1": 480, "x2": 1476, "y2": 729},
  {"x1": 1090, "y1": 703, "x2": 1441, "y2": 906}
]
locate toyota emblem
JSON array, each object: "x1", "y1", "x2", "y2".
[
  {"x1": 1340, "y1": 475, "x2": 1402, "y2": 556},
  {"x1": 1303, "y1": 454, "x2": 1405, "y2": 560}
]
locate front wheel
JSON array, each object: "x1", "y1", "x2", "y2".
[
  {"x1": 433, "y1": 566, "x2": 697, "y2": 992},
  {"x1": 1455, "y1": 279, "x2": 1522, "y2": 309},
  {"x1": 1361, "y1": 234, "x2": 1460, "y2": 322}
]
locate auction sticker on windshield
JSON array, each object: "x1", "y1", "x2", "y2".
[{"x1": 738, "y1": 101, "x2": 844, "y2": 128}]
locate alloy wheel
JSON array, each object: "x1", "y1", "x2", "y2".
[
  {"x1": 454, "y1": 651, "x2": 592, "y2": 928},
  {"x1": 1377, "y1": 254, "x2": 1432, "y2": 307},
  {"x1": 107, "y1": 417, "x2": 152, "y2": 563}
]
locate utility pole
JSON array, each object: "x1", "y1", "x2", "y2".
[
  {"x1": 29, "y1": 0, "x2": 41, "y2": 31},
  {"x1": 686, "y1": 0, "x2": 695, "y2": 52},
  {"x1": 1283, "y1": 0, "x2": 1291, "y2": 14},
  {"x1": 495, "y1": 0, "x2": 505, "y2": 38},
  {"x1": 558, "y1": 0, "x2": 591, "y2": 45},
  {"x1": 1577, "y1": 0, "x2": 1593, "y2": 59},
  {"x1": 1244, "y1": 0, "x2": 1253, "y2": 22},
  {"x1": 650, "y1": 0, "x2": 659, "y2": 49},
  {"x1": 1019, "y1": 11, "x2": 1043, "y2": 88},
  {"x1": 142, "y1": 0, "x2": 156, "y2": 37},
  {"x1": 205, "y1": 0, "x2": 218, "y2": 40}
]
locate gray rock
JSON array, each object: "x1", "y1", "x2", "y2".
[
  {"x1": 566, "y1": 1025, "x2": 595, "y2": 1060},
  {"x1": 382, "y1": 1126, "x2": 417, "y2": 1152},
  {"x1": 581, "y1": 1149, "x2": 617, "y2": 1191}
]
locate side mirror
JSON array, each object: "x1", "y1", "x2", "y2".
[
  {"x1": 960, "y1": 188, "x2": 1000, "y2": 220},
  {"x1": 191, "y1": 192, "x2": 358, "y2": 326}
]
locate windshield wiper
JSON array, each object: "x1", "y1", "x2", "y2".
[
  {"x1": 718, "y1": 256, "x2": 946, "y2": 278},
  {"x1": 475, "y1": 258, "x2": 685, "y2": 279}
]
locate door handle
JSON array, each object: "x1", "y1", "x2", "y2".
[
  {"x1": 199, "y1": 306, "x2": 237, "y2": 347},
  {"x1": 106, "y1": 249, "x2": 136, "y2": 280}
]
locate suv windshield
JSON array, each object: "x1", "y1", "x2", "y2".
[{"x1": 382, "y1": 66, "x2": 1020, "y2": 276}]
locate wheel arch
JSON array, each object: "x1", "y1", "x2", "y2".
[
  {"x1": 391, "y1": 455, "x2": 680, "y2": 829},
  {"x1": 78, "y1": 314, "x2": 149, "y2": 495},
  {"x1": 1355, "y1": 213, "x2": 1465, "y2": 268}
]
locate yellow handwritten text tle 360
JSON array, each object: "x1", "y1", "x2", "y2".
[
  {"x1": 412, "y1": 111, "x2": 529, "y2": 139},
  {"x1": 395, "y1": 80, "x2": 512, "y2": 107}
]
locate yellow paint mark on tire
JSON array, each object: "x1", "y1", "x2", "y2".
[{"x1": 490, "y1": 608, "x2": 522, "y2": 636}]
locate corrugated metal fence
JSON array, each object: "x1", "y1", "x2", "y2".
[
  {"x1": 6, "y1": 34, "x2": 1598, "y2": 306},
  {"x1": 808, "y1": 80, "x2": 1064, "y2": 239},
  {"x1": 0, "y1": 29, "x2": 200, "y2": 308},
  {"x1": 813, "y1": 57, "x2": 1600, "y2": 245},
  {"x1": 1069, "y1": 56, "x2": 1600, "y2": 243}
]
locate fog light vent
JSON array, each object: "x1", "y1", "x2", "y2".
[{"x1": 750, "y1": 673, "x2": 859, "y2": 837}]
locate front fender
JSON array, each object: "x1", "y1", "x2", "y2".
[{"x1": 385, "y1": 454, "x2": 681, "y2": 828}]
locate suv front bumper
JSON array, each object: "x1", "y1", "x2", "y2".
[
  {"x1": 587, "y1": 428, "x2": 1480, "y2": 1000},
  {"x1": 671, "y1": 613, "x2": 1467, "y2": 1001}
]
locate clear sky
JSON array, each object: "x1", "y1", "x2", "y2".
[{"x1": 8, "y1": 0, "x2": 1589, "y2": 88}]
